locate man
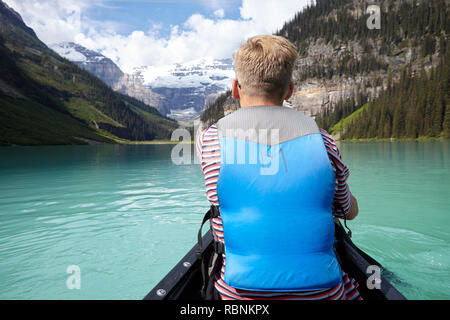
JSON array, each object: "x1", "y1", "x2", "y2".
[{"x1": 196, "y1": 35, "x2": 360, "y2": 300}]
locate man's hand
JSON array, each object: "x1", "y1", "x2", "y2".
[{"x1": 345, "y1": 195, "x2": 359, "y2": 220}]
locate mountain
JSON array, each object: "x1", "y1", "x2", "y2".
[
  {"x1": 291, "y1": 0, "x2": 449, "y2": 140},
  {"x1": 51, "y1": 42, "x2": 234, "y2": 121},
  {"x1": 0, "y1": 1, "x2": 177, "y2": 146},
  {"x1": 201, "y1": 0, "x2": 449, "y2": 140},
  {"x1": 50, "y1": 42, "x2": 168, "y2": 115},
  {"x1": 50, "y1": 42, "x2": 124, "y2": 87},
  {"x1": 133, "y1": 58, "x2": 235, "y2": 121},
  {"x1": 320, "y1": 58, "x2": 450, "y2": 140}
]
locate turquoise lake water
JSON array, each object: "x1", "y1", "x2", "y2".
[{"x1": 0, "y1": 142, "x2": 449, "y2": 299}]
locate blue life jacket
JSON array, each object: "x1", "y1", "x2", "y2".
[{"x1": 215, "y1": 106, "x2": 342, "y2": 291}]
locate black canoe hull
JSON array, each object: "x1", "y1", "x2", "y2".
[{"x1": 144, "y1": 223, "x2": 406, "y2": 300}]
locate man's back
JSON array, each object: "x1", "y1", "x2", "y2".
[
  {"x1": 215, "y1": 106, "x2": 341, "y2": 291},
  {"x1": 197, "y1": 107, "x2": 361, "y2": 300},
  {"x1": 196, "y1": 34, "x2": 360, "y2": 300}
]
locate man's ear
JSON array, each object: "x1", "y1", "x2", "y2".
[
  {"x1": 232, "y1": 80, "x2": 240, "y2": 100},
  {"x1": 284, "y1": 81, "x2": 294, "y2": 101}
]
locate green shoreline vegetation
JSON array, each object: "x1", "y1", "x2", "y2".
[
  {"x1": 110, "y1": 139, "x2": 193, "y2": 145},
  {"x1": 1, "y1": 140, "x2": 194, "y2": 147},
  {"x1": 335, "y1": 136, "x2": 446, "y2": 143}
]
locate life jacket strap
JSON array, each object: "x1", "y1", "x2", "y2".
[
  {"x1": 213, "y1": 240, "x2": 225, "y2": 255},
  {"x1": 196, "y1": 205, "x2": 222, "y2": 300},
  {"x1": 333, "y1": 199, "x2": 352, "y2": 238},
  {"x1": 196, "y1": 205, "x2": 220, "y2": 259}
]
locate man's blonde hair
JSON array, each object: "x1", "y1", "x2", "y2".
[{"x1": 233, "y1": 35, "x2": 298, "y2": 100}]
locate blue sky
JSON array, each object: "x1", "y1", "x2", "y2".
[
  {"x1": 4, "y1": 0, "x2": 311, "y2": 71},
  {"x1": 86, "y1": 0, "x2": 243, "y2": 37}
]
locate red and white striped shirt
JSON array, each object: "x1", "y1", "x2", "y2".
[{"x1": 196, "y1": 124, "x2": 361, "y2": 300}]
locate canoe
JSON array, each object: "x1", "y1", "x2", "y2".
[{"x1": 144, "y1": 222, "x2": 406, "y2": 300}]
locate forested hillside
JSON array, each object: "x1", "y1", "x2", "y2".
[
  {"x1": 0, "y1": 1, "x2": 177, "y2": 146},
  {"x1": 299, "y1": 0, "x2": 449, "y2": 139},
  {"x1": 279, "y1": 0, "x2": 448, "y2": 79},
  {"x1": 322, "y1": 53, "x2": 450, "y2": 139},
  {"x1": 201, "y1": 0, "x2": 449, "y2": 140}
]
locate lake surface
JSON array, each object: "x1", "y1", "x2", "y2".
[{"x1": 0, "y1": 142, "x2": 449, "y2": 299}]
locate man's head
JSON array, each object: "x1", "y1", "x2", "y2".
[{"x1": 232, "y1": 35, "x2": 297, "y2": 105}]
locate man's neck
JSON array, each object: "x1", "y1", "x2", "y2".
[{"x1": 239, "y1": 96, "x2": 283, "y2": 108}]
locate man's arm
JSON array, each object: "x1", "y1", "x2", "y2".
[
  {"x1": 320, "y1": 129, "x2": 358, "y2": 221},
  {"x1": 195, "y1": 125, "x2": 205, "y2": 163},
  {"x1": 346, "y1": 195, "x2": 359, "y2": 220}
]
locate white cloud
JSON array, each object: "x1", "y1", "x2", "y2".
[
  {"x1": 199, "y1": 0, "x2": 230, "y2": 11},
  {"x1": 3, "y1": 0, "x2": 87, "y2": 43},
  {"x1": 240, "y1": 0, "x2": 309, "y2": 33},
  {"x1": 213, "y1": 8, "x2": 225, "y2": 19},
  {"x1": 4, "y1": 0, "x2": 311, "y2": 72}
]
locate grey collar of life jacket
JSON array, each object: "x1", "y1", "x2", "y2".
[{"x1": 216, "y1": 106, "x2": 320, "y2": 145}]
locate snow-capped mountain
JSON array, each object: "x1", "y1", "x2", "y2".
[
  {"x1": 134, "y1": 58, "x2": 234, "y2": 88},
  {"x1": 50, "y1": 42, "x2": 166, "y2": 113},
  {"x1": 51, "y1": 42, "x2": 235, "y2": 121},
  {"x1": 51, "y1": 42, "x2": 123, "y2": 86},
  {"x1": 133, "y1": 58, "x2": 235, "y2": 120}
]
